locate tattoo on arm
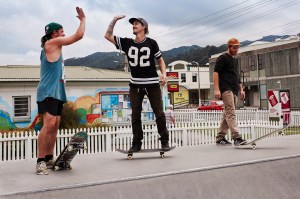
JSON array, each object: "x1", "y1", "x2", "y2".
[{"x1": 106, "y1": 19, "x2": 117, "y2": 36}]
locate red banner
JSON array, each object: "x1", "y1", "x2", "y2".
[
  {"x1": 268, "y1": 90, "x2": 279, "y2": 107},
  {"x1": 168, "y1": 84, "x2": 179, "y2": 92},
  {"x1": 280, "y1": 91, "x2": 290, "y2": 111}
]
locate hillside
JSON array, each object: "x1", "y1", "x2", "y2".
[{"x1": 64, "y1": 34, "x2": 297, "y2": 70}]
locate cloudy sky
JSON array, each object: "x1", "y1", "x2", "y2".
[{"x1": 0, "y1": 0, "x2": 299, "y2": 65}]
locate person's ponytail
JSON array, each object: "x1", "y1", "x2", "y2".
[{"x1": 41, "y1": 35, "x2": 52, "y2": 48}]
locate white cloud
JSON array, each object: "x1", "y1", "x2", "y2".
[
  {"x1": 0, "y1": 50, "x2": 40, "y2": 65},
  {"x1": 0, "y1": 0, "x2": 300, "y2": 65}
]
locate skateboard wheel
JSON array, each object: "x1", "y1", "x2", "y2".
[
  {"x1": 67, "y1": 145, "x2": 74, "y2": 152},
  {"x1": 252, "y1": 144, "x2": 256, "y2": 150},
  {"x1": 54, "y1": 166, "x2": 60, "y2": 171},
  {"x1": 161, "y1": 154, "x2": 165, "y2": 159},
  {"x1": 127, "y1": 156, "x2": 133, "y2": 160}
]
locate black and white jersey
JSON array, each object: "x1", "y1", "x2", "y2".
[{"x1": 114, "y1": 36, "x2": 162, "y2": 88}]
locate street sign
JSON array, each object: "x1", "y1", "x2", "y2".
[
  {"x1": 167, "y1": 84, "x2": 179, "y2": 92},
  {"x1": 166, "y1": 72, "x2": 179, "y2": 78}
]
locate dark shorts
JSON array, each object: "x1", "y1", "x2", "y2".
[{"x1": 37, "y1": 97, "x2": 64, "y2": 116}]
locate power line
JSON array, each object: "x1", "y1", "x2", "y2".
[
  {"x1": 154, "y1": 0, "x2": 277, "y2": 38},
  {"x1": 159, "y1": 0, "x2": 300, "y2": 48},
  {"x1": 151, "y1": 0, "x2": 251, "y2": 36},
  {"x1": 238, "y1": 19, "x2": 300, "y2": 40}
]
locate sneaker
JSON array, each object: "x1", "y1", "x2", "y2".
[
  {"x1": 128, "y1": 144, "x2": 142, "y2": 153},
  {"x1": 36, "y1": 161, "x2": 49, "y2": 175},
  {"x1": 46, "y1": 158, "x2": 56, "y2": 169},
  {"x1": 234, "y1": 137, "x2": 247, "y2": 146},
  {"x1": 161, "y1": 142, "x2": 171, "y2": 151},
  {"x1": 216, "y1": 138, "x2": 232, "y2": 146}
]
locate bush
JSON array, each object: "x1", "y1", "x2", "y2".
[
  {"x1": 38, "y1": 101, "x2": 83, "y2": 130},
  {"x1": 59, "y1": 102, "x2": 83, "y2": 129}
]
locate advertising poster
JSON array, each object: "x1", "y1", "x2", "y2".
[
  {"x1": 101, "y1": 95, "x2": 111, "y2": 111},
  {"x1": 280, "y1": 91, "x2": 291, "y2": 125},
  {"x1": 110, "y1": 95, "x2": 119, "y2": 107},
  {"x1": 174, "y1": 90, "x2": 189, "y2": 106},
  {"x1": 268, "y1": 90, "x2": 281, "y2": 118}
]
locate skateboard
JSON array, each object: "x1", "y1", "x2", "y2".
[
  {"x1": 236, "y1": 125, "x2": 289, "y2": 149},
  {"x1": 53, "y1": 131, "x2": 88, "y2": 171},
  {"x1": 116, "y1": 146, "x2": 176, "y2": 160}
]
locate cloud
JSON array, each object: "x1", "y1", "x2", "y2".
[{"x1": 0, "y1": 0, "x2": 299, "y2": 65}]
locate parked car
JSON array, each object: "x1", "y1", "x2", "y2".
[{"x1": 197, "y1": 100, "x2": 224, "y2": 111}]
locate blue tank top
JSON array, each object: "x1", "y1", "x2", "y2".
[{"x1": 36, "y1": 49, "x2": 67, "y2": 103}]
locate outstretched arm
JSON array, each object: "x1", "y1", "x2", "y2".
[
  {"x1": 104, "y1": 15, "x2": 125, "y2": 45},
  {"x1": 48, "y1": 7, "x2": 86, "y2": 47}
]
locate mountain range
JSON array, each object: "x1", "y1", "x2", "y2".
[{"x1": 65, "y1": 34, "x2": 296, "y2": 70}]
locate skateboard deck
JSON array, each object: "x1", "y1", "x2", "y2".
[
  {"x1": 116, "y1": 146, "x2": 176, "y2": 160},
  {"x1": 236, "y1": 125, "x2": 289, "y2": 149},
  {"x1": 53, "y1": 131, "x2": 88, "y2": 171}
]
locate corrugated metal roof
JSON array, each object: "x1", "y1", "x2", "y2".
[
  {"x1": 0, "y1": 65, "x2": 131, "y2": 82},
  {"x1": 210, "y1": 38, "x2": 300, "y2": 59}
]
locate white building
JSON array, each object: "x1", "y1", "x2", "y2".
[{"x1": 167, "y1": 60, "x2": 210, "y2": 107}]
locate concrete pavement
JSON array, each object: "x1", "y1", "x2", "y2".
[{"x1": 1, "y1": 135, "x2": 300, "y2": 199}]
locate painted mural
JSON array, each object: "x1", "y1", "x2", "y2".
[
  {"x1": 0, "y1": 87, "x2": 159, "y2": 131},
  {"x1": 0, "y1": 97, "x2": 16, "y2": 130}
]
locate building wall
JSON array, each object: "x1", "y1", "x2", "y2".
[
  {"x1": 168, "y1": 60, "x2": 210, "y2": 106},
  {"x1": 168, "y1": 60, "x2": 210, "y2": 90},
  {"x1": 0, "y1": 81, "x2": 161, "y2": 130},
  {"x1": 209, "y1": 41, "x2": 300, "y2": 109}
]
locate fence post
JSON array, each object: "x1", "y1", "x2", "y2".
[
  {"x1": 251, "y1": 121, "x2": 256, "y2": 139},
  {"x1": 25, "y1": 132, "x2": 32, "y2": 160},
  {"x1": 182, "y1": 127, "x2": 188, "y2": 146},
  {"x1": 106, "y1": 130, "x2": 112, "y2": 152}
]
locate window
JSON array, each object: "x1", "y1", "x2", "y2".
[
  {"x1": 250, "y1": 55, "x2": 256, "y2": 71},
  {"x1": 174, "y1": 64, "x2": 185, "y2": 70},
  {"x1": 192, "y1": 73, "x2": 197, "y2": 82},
  {"x1": 13, "y1": 96, "x2": 31, "y2": 122},
  {"x1": 181, "y1": 73, "x2": 186, "y2": 83},
  {"x1": 260, "y1": 85, "x2": 267, "y2": 100},
  {"x1": 258, "y1": 54, "x2": 263, "y2": 70}
]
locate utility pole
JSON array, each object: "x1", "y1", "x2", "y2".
[
  {"x1": 192, "y1": 61, "x2": 201, "y2": 106},
  {"x1": 256, "y1": 52, "x2": 261, "y2": 109}
]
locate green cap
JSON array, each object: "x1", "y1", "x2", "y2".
[{"x1": 44, "y1": 22, "x2": 63, "y2": 36}]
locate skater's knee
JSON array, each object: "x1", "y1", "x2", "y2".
[{"x1": 42, "y1": 119, "x2": 58, "y2": 133}]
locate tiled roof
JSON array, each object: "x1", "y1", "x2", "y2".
[{"x1": 0, "y1": 65, "x2": 131, "y2": 82}]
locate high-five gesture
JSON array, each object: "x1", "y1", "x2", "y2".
[
  {"x1": 114, "y1": 15, "x2": 125, "y2": 21},
  {"x1": 105, "y1": 15, "x2": 126, "y2": 45},
  {"x1": 76, "y1": 7, "x2": 86, "y2": 21}
]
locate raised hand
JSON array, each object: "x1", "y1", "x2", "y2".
[
  {"x1": 76, "y1": 7, "x2": 86, "y2": 21},
  {"x1": 114, "y1": 15, "x2": 126, "y2": 21}
]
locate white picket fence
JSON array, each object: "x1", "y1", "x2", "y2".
[
  {"x1": 0, "y1": 120, "x2": 285, "y2": 162},
  {"x1": 1, "y1": 110, "x2": 300, "y2": 162},
  {"x1": 174, "y1": 110, "x2": 270, "y2": 123}
]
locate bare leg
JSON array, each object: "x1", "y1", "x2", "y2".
[
  {"x1": 37, "y1": 113, "x2": 58, "y2": 158},
  {"x1": 45, "y1": 116, "x2": 60, "y2": 156}
]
